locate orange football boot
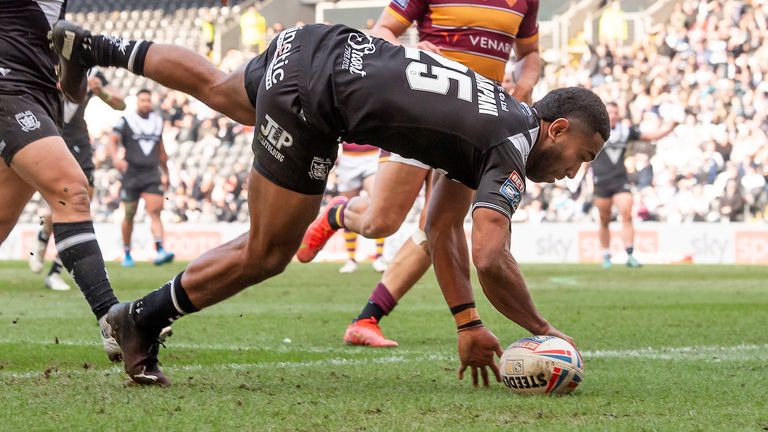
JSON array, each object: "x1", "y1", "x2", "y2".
[
  {"x1": 343, "y1": 317, "x2": 399, "y2": 347},
  {"x1": 297, "y1": 196, "x2": 348, "y2": 263}
]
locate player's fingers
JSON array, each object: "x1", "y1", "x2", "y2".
[
  {"x1": 490, "y1": 362, "x2": 502, "y2": 382},
  {"x1": 481, "y1": 367, "x2": 489, "y2": 387},
  {"x1": 495, "y1": 344, "x2": 504, "y2": 357},
  {"x1": 471, "y1": 367, "x2": 478, "y2": 386}
]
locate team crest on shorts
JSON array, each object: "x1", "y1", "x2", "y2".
[
  {"x1": 309, "y1": 157, "x2": 333, "y2": 181},
  {"x1": 15, "y1": 111, "x2": 41, "y2": 132}
]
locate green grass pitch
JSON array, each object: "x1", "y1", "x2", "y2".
[{"x1": 1, "y1": 260, "x2": 767, "y2": 431}]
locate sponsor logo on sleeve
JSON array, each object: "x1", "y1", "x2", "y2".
[
  {"x1": 15, "y1": 111, "x2": 41, "y2": 132},
  {"x1": 499, "y1": 170, "x2": 524, "y2": 211},
  {"x1": 341, "y1": 33, "x2": 376, "y2": 77},
  {"x1": 309, "y1": 157, "x2": 333, "y2": 180},
  {"x1": 0, "y1": 67, "x2": 10, "y2": 76}
]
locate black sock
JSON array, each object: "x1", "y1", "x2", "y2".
[
  {"x1": 92, "y1": 35, "x2": 153, "y2": 75},
  {"x1": 53, "y1": 221, "x2": 118, "y2": 320},
  {"x1": 626, "y1": 246, "x2": 634, "y2": 256},
  {"x1": 132, "y1": 272, "x2": 199, "y2": 331},
  {"x1": 38, "y1": 229, "x2": 51, "y2": 244},
  {"x1": 327, "y1": 203, "x2": 346, "y2": 230},
  {"x1": 155, "y1": 240, "x2": 163, "y2": 252},
  {"x1": 356, "y1": 301, "x2": 386, "y2": 323},
  {"x1": 48, "y1": 256, "x2": 63, "y2": 276}
]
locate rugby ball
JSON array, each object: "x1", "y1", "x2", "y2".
[{"x1": 499, "y1": 336, "x2": 583, "y2": 395}]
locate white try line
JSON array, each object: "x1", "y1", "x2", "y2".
[{"x1": 0, "y1": 342, "x2": 766, "y2": 380}]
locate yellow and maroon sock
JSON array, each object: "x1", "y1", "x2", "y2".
[
  {"x1": 344, "y1": 230, "x2": 358, "y2": 262},
  {"x1": 375, "y1": 238, "x2": 384, "y2": 259},
  {"x1": 355, "y1": 282, "x2": 397, "y2": 322}
]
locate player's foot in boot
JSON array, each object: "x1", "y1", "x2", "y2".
[
  {"x1": 153, "y1": 249, "x2": 175, "y2": 266},
  {"x1": 122, "y1": 254, "x2": 135, "y2": 268},
  {"x1": 339, "y1": 259, "x2": 358, "y2": 274},
  {"x1": 51, "y1": 20, "x2": 96, "y2": 103},
  {"x1": 344, "y1": 317, "x2": 399, "y2": 347},
  {"x1": 372, "y1": 256, "x2": 388, "y2": 273},
  {"x1": 45, "y1": 273, "x2": 71, "y2": 291},
  {"x1": 602, "y1": 255, "x2": 612, "y2": 269},
  {"x1": 106, "y1": 302, "x2": 170, "y2": 386},
  {"x1": 98, "y1": 314, "x2": 122, "y2": 362},
  {"x1": 626, "y1": 255, "x2": 642, "y2": 268},
  {"x1": 296, "y1": 196, "x2": 348, "y2": 263}
]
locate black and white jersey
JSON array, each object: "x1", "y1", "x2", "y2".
[
  {"x1": 112, "y1": 111, "x2": 163, "y2": 170},
  {"x1": 0, "y1": 0, "x2": 66, "y2": 95},
  {"x1": 592, "y1": 122, "x2": 640, "y2": 185},
  {"x1": 62, "y1": 68, "x2": 108, "y2": 145},
  {"x1": 296, "y1": 25, "x2": 539, "y2": 218}
]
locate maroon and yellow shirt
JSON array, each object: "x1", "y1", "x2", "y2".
[{"x1": 386, "y1": 0, "x2": 539, "y2": 82}]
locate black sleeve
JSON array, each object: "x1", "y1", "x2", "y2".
[
  {"x1": 472, "y1": 142, "x2": 527, "y2": 220},
  {"x1": 628, "y1": 125, "x2": 641, "y2": 141}
]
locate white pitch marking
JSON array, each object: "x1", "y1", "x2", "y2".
[{"x1": 0, "y1": 344, "x2": 766, "y2": 380}]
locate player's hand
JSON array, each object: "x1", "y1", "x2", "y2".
[
  {"x1": 416, "y1": 40, "x2": 441, "y2": 54},
  {"x1": 87, "y1": 76, "x2": 103, "y2": 94},
  {"x1": 456, "y1": 326, "x2": 503, "y2": 387},
  {"x1": 539, "y1": 322, "x2": 576, "y2": 349},
  {"x1": 114, "y1": 159, "x2": 128, "y2": 173}
]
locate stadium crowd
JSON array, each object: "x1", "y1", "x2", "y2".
[
  {"x1": 24, "y1": 0, "x2": 768, "y2": 226},
  {"x1": 528, "y1": 0, "x2": 768, "y2": 224}
]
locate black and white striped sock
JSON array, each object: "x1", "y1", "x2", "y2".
[
  {"x1": 92, "y1": 35, "x2": 153, "y2": 75},
  {"x1": 132, "y1": 272, "x2": 199, "y2": 332},
  {"x1": 53, "y1": 221, "x2": 118, "y2": 319}
]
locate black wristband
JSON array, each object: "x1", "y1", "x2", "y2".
[
  {"x1": 450, "y1": 302, "x2": 476, "y2": 315},
  {"x1": 457, "y1": 320, "x2": 483, "y2": 331}
]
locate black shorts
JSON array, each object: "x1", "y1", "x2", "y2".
[
  {"x1": 244, "y1": 28, "x2": 339, "y2": 195},
  {"x1": 120, "y1": 168, "x2": 163, "y2": 202},
  {"x1": 594, "y1": 178, "x2": 631, "y2": 198},
  {"x1": 0, "y1": 90, "x2": 62, "y2": 166}
]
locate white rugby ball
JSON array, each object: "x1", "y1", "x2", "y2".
[{"x1": 499, "y1": 335, "x2": 584, "y2": 395}]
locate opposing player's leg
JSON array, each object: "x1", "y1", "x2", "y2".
[
  {"x1": 143, "y1": 191, "x2": 174, "y2": 265},
  {"x1": 107, "y1": 169, "x2": 324, "y2": 385},
  {"x1": 338, "y1": 185, "x2": 363, "y2": 274},
  {"x1": 11, "y1": 136, "x2": 121, "y2": 360},
  {"x1": 297, "y1": 160, "x2": 429, "y2": 263},
  {"x1": 595, "y1": 195, "x2": 613, "y2": 269},
  {"x1": 52, "y1": 21, "x2": 255, "y2": 125},
  {"x1": 613, "y1": 191, "x2": 641, "y2": 268},
  {"x1": 120, "y1": 197, "x2": 138, "y2": 267},
  {"x1": 343, "y1": 167, "x2": 434, "y2": 347},
  {"x1": 361, "y1": 174, "x2": 387, "y2": 273}
]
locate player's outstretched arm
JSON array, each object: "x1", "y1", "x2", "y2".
[
  {"x1": 471, "y1": 208, "x2": 575, "y2": 346},
  {"x1": 426, "y1": 173, "x2": 503, "y2": 386}
]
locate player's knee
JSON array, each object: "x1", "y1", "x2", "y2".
[
  {"x1": 50, "y1": 179, "x2": 91, "y2": 218},
  {"x1": 360, "y1": 215, "x2": 400, "y2": 238},
  {"x1": 240, "y1": 248, "x2": 291, "y2": 284}
]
